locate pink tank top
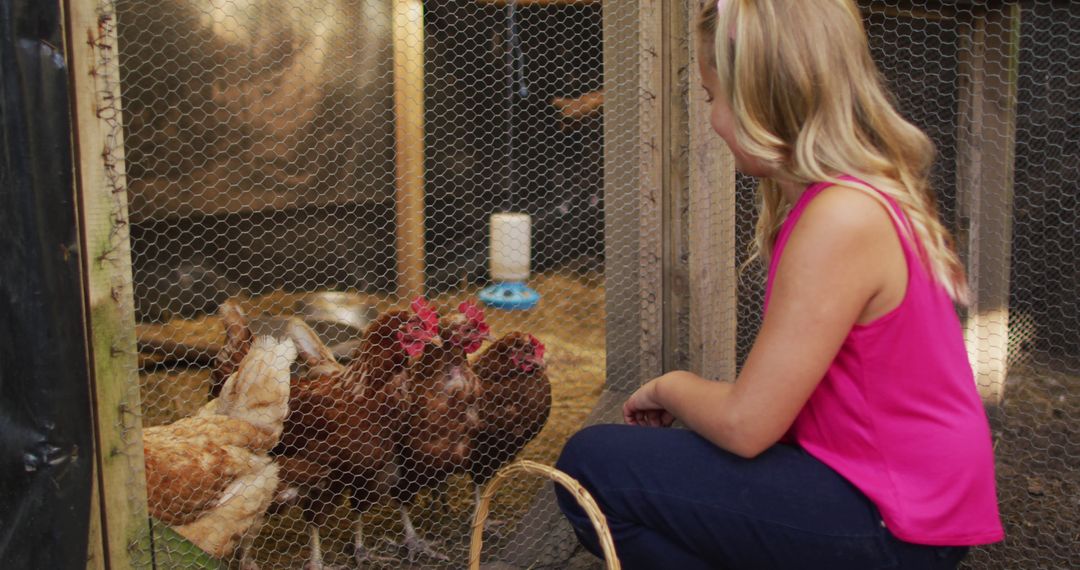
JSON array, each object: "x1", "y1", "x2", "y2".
[{"x1": 765, "y1": 177, "x2": 1004, "y2": 546}]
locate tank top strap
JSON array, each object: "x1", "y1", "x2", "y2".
[
  {"x1": 833, "y1": 175, "x2": 928, "y2": 272},
  {"x1": 764, "y1": 176, "x2": 926, "y2": 311}
]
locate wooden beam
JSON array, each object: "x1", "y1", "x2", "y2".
[
  {"x1": 393, "y1": 0, "x2": 426, "y2": 299},
  {"x1": 603, "y1": 0, "x2": 664, "y2": 391},
  {"x1": 662, "y1": 0, "x2": 690, "y2": 372},
  {"x1": 956, "y1": 4, "x2": 1021, "y2": 405},
  {"x1": 63, "y1": 0, "x2": 151, "y2": 568},
  {"x1": 86, "y1": 462, "x2": 105, "y2": 570},
  {"x1": 688, "y1": 0, "x2": 737, "y2": 382}
]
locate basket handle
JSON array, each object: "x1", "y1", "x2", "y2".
[{"x1": 469, "y1": 459, "x2": 620, "y2": 570}]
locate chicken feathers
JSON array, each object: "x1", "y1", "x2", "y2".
[{"x1": 143, "y1": 335, "x2": 296, "y2": 559}]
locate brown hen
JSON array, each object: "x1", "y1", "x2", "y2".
[
  {"x1": 263, "y1": 305, "x2": 432, "y2": 569},
  {"x1": 392, "y1": 300, "x2": 492, "y2": 561},
  {"x1": 468, "y1": 332, "x2": 551, "y2": 522}
]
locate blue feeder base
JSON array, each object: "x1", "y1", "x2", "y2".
[{"x1": 479, "y1": 281, "x2": 540, "y2": 311}]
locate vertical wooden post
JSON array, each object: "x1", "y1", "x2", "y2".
[
  {"x1": 662, "y1": 0, "x2": 691, "y2": 372},
  {"x1": 956, "y1": 4, "x2": 1021, "y2": 405},
  {"x1": 603, "y1": 0, "x2": 665, "y2": 391},
  {"x1": 688, "y1": 0, "x2": 737, "y2": 382},
  {"x1": 63, "y1": 0, "x2": 151, "y2": 568},
  {"x1": 393, "y1": 0, "x2": 427, "y2": 298},
  {"x1": 86, "y1": 464, "x2": 106, "y2": 570}
]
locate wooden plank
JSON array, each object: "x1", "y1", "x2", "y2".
[
  {"x1": 662, "y1": 0, "x2": 690, "y2": 372},
  {"x1": 86, "y1": 459, "x2": 106, "y2": 570},
  {"x1": 62, "y1": 0, "x2": 152, "y2": 567},
  {"x1": 956, "y1": 4, "x2": 1021, "y2": 405},
  {"x1": 126, "y1": 170, "x2": 388, "y2": 224},
  {"x1": 392, "y1": 0, "x2": 427, "y2": 298},
  {"x1": 603, "y1": 0, "x2": 665, "y2": 391},
  {"x1": 688, "y1": 0, "x2": 737, "y2": 382}
]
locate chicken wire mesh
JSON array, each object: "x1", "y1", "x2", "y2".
[
  {"x1": 115, "y1": 0, "x2": 626, "y2": 568},
  {"x1": 97, "y1": 0, "x2": 1077, "y2": 568}
]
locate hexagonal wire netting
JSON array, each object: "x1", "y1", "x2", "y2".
[
  {"x1": 109, "y1": 0, "x2": 1075, "y2": 568},
  {"x1": 118, "y1": 0, "x2": 620, "y2": 567}
]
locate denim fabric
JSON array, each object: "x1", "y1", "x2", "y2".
[{"x1": 555, "y1": 424, "x2": 968, "y2": 570}]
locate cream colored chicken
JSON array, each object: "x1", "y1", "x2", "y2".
[{"x1": 143, "y1": 336, "x2": 296, "y2": 567}]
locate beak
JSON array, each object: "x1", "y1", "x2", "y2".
[{"x1": 430, "y1": 334, "x2": 444, "y2": 348}]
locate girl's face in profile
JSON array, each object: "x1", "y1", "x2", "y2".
[{"x1": 698, "y1": 46, "x2": 770, "y2": 178}]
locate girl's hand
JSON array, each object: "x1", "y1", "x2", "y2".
[{"x1": 623, "y1": 377, "x2": 676, "y2": 427}]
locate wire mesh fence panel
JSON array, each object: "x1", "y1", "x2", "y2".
[
  {"x1": 114, "y1": 0, "x2": 644, "y2": 568},
  {"x1": 105, "y1": 0, "x2": 1076, "y2": 568}
]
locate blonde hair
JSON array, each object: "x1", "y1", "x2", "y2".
[{"x1": 698, "y1": 0, "x2": 969, "y2": 304}]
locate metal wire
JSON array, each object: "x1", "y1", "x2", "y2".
[
  {"x1": 111, "y1": 0, "x2": 1075, "y2": 568},
  {"x1": 118, "y1": 0, "x2": 614, "y2": 567}
]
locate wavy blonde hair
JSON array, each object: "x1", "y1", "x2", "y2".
[{"x1": 699, "y1": 0, "x2": 969, "y2": 304}]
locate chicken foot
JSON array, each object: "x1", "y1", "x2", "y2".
[
  {"x1": 351, "y1": 519, "x2": 396, "y2": 567},
  {"x1": 398, "y1": 504, "x2": 449, "y2": 562}
]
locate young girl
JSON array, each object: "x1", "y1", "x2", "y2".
[{"x1": 555, "y1": 1, "x2": 1004, "y2": 568}]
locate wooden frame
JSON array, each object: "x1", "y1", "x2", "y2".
[
  {"x1": 63, "y1": 0, "x2": 151, "y2": 568},
  {"x1": 604, "y1": 0, "x2": 738, "y2": 389},
  {"x1": 687, "y1": 1, "x2": 737, "y2": 382},
  {"x1": 662, "y1": 0, "x2": 690, "y2": 373},
  {"x1": 956, "y1": 3, "x2": 1022, "y2": 405},
  {"x1": 603, "y1": 0, "x2": 665, "y2": 392},
  {"x1": 393, "y1": 0, "x2": 427, "y2": 298},
  {"x1": 862, "y1": 1, "x2": 1022, "y2": 404}
]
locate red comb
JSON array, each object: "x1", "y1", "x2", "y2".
[
  {"x1": 458, "y1": 301, "x2": 485, "y2": 323},
  {"x1": 411, "y1": 297, "x2": 439, "y2": 330},
  {"x1": 528, "y1": 334, "x2": 546, "y2": 359}
]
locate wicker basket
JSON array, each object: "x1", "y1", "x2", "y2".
[{"x1": 469, "y1": 460, "x2": 620, "y2": 570}]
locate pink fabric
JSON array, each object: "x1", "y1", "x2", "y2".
[{"x1": 764, "y1": 176, "x2": 1004, "y2": 546}]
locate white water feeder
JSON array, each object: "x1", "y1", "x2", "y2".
[{"x1": 479, "y1": 212, "x2": 540, "y2": 310}]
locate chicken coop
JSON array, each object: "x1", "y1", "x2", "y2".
[{"x1": 2, "y1": 0, "x2": 1076, "y2": 568}]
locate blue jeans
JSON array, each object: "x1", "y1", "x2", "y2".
[{"x1": 555, "y1": 424, "x2": 969, "y2": 570}]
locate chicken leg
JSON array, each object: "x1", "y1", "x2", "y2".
[
  {"x1": 399, "y1": 504, "x2": 449, "y2": 562},
  {"x1": 302, "y1": 524, "x2": 347, "y2": 570},
  {"x1": 304, "y1": 524, "x2": 324, "y2": 570},
  {"x1": 351, "y1": 518, "x2": 396, "y2": 567}
]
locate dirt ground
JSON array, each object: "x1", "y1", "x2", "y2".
[{"x1": 962, "y1": 361, "x2": 1080, "y2": 570}]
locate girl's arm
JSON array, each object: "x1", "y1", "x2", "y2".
[{"x1": 624, "y1": 186, "x2": 905, "y2": 457}]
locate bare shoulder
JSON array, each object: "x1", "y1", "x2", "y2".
[
  {"x1": 783, "y1": 184, "x2": 908, "y2": 322},
  {"x1": 796, "y1": 184, "x2": 898, "y2": 240}
]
